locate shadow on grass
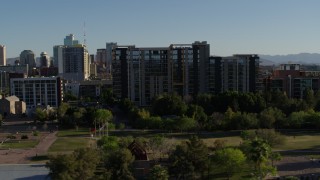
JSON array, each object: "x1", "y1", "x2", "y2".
[
  {"x1": 31, "y1": 155, "x2": 49, "y2": 162},
  {"x1": 278, "y1": 129, "x2": 320, "y2": 136},
  {"x1": 109, "y1": 130, "x2": 241, "y2": 139}
]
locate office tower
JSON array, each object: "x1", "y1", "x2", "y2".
[
  {"x1": 62, "y1": 45, "x2": 89, "y2": 81},
  {"x1": 96, "y1": 49, "x2": 106, "y2": 66},
  {"x1": 106, "y1": 42, "x2": 117, "y2": 75},
  {"x1": 0, "y1": 45, "x2": 6, "y2": 66},
  {"x1": 90, "y1": 54, "x2": 95, "y2": 64},
  {"x1": 20, "y1": 50, "x2": 36, "y2": 75},
  {"x1": 20, "y1": 50, "x2": 36, "y2": 68},
  {"x1": 10, "y1": 76, "x2": 63, "y2": 108},
  {"x1": 40, "y1": 52, "x2": 51, "y2": 68},
  {"x1": 54, "y1": 35, "x2": 89, "y2": 82},
  {"x1": 112, "y1": 41, "x2": 210, "y2": 106},
  {"x1": 53, "y1": 45, "x2": 64, "y2": 72},
  {"x1": 64, "y1": 34, "x2": 79, "y2": 46}
]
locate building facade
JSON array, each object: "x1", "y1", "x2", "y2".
[
  {"x1": 40, "y1": 52, "x2": 51, "y2": 68},
  {"x1": 10, "y1": 77, "x2": 63, "y2": 109},
  {"x1": 268, "y1": 64, "x2": 320, "y2": 99},
  {"x1": 0, "y1": 45, "x2": 6, "y2": 66},
  {"x1": 62, "y1": 45, "x2": 89, "y2": 81},
  {"x1": 20, "y1": 50, "x2": 36, "y2": 70},
  {"x1": 112, "y1": 41, "x2": 211, "y2": 106},
  {"x1": 64, "y1": 34, "x2": 79, "y2": 46},
  {"x1": 54, "y1": 35, "x2": 89, "y2": 82},
  {"x1": 96, "y1": 49, "x2": 107, "y2": 66}
]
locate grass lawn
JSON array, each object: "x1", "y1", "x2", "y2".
[
  {"x1": 274, "y1": 133, "x2": 320, "y2": 151},
  {"x1": 0, "y1": 140, "x2": 39, "y2": 149},
  {"x1": 48, "y1": 137, "x2": 92, "y2": 153},
  {"x1": 57, "y1": 128, "x2": 92, "y2": 137}
]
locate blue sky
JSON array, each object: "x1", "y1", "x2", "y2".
[{"x1": 1, "y1": 0, "x2": 320, "y2": 58}]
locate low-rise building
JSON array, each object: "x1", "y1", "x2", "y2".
[
  {"x1": 0, "y1": 95, "x2": 26, "y2": 116},
  {"x1": 10, "y1": 77, "x2": 63, "y2": 109}
]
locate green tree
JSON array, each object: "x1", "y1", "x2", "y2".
[
  {"x1": 195, "y1": 93, "x2": 214, "y2": 115},
  {"x1": 149, "y1": 136, "x2": 165, "y2": 161},
  {"x1": 241, "y1": 129, "x2": 286, "y2": 148},
  {"x1": 100, "y1": 88, "x2": 115, "y2": 105},
  {"x1": 152, "y1": 93, "x2": 187, "y2": 116},
  {"x1": 34, "y1": 107, "x2": 47, "y2": 123},
  {"x1": 169, "y1": 136, "x2": 209, "y2": 179},
  {"x1": 57, "y1": 103, "x2": 69, "y2": 120},
  {"x1": 259, "y1": 107, "x2": 285, "y2": 128},
  {"x1": 148, "y1": 165, "x2": 169, "y2": 180},
  {"x1": 106, "y1": 148, "x2": 135, "y2": 180},
  {"x1": 93, "y1": 109, "x2": 113, "y2": 137},
  {"x1": 242, "y1": 138, "x2": 276, "y2": 179},
  {"x1": 174, "y1": 116, "x2": 197, "y2": 132},
  {"x1": 46, "y1": 148, "x2": 100, "y2": 180},
  {"x1": 213, "y1": 148, "x2": 246, "y2": 179},
  {"x1": 186, "y1": 104, "x2": 208, "y2": 130},
  {"x1": 97, "y1": 136, "x2": 120, "y2": 154}
]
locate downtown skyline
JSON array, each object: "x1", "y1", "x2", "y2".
[{"x1": 1, "y1": 0, "x2": 320, "y2": 58}]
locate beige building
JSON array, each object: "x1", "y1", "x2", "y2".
[
  {"x1": 0, "y1": 45, "x2": 6, "y2": 66},
  {"x1": 0, "y1": 95, "x2": 26, "y2": 116}
]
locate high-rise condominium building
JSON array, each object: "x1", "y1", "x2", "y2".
[
  {"x1": 54, "y1": 35, "x2": 89, "y2": 82},
  {"x1": 0, "y1": 45, "x2": 6, "y2": 66},
  {"x1": 106, "y1": 42, "x2": 117, "y2": 75},
  {"x1": 62, "y1": 45, "x2": 89, "y2": 82},
  {"x1": 40, "y1": 52, "x2": 51, "y2": 68},
  {"x1": 209, "y1": 54, "x2": 260, "y2": 93},
  {"x1": 112, "y1": 41, "x2": 210, "y2": 106}
]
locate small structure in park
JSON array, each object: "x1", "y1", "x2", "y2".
[
  {"x1": 0, "y1": 95, "x2": 26, "y2": 117},
  {"x1": 128, "y1": 141, "x2": 150, "y2": 179}
]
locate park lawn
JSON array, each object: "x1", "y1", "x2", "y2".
[
  {"x1": 57, "y1": 128, "x2": 92, "y2": 137},
  {"x1": 48, "y1": 137, "x2": 92, "y2": 153},
  {"x1": 274, "y1": 134, "x2": 320, "y2": 151},
  {"x1": 1, "y1": 140, "x2": 39, "y2": 149}
]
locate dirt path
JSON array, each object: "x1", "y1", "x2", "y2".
[{"x1": 0, "y1": 132, "x2": 57, "y2": 164}]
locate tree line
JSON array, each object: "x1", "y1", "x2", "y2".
[
  {"x1": 47, "y1": 129, "x2": 282, "y2": 179},
  {"x1": 118, "y1": 89, "x2": 320, "y2": 131}
]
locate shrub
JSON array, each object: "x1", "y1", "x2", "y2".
[
  {"x1": 117, "y1": 123, "x2": 125, "y2": 130},
  {"x1": 33, "y1": 131, "x2": 39, "y2": 136},
  {"x1": 21, "y1": 135, "x2": 29, "y2": 139},
  {"x1": 7, "y1": 135, "x2": 16, "y2": 139}
]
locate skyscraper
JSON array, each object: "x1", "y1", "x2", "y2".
[
  {"x1": 62, "y1": 45, "x2": 89, "y2": 82},
  {"x1": 106, "y1": 42, "x2": 117, "y2": 75},
  {"x1": 54, "y1": 35, "x2": 89, "y2": 82},
  {"x1": 0, "y1": 45, "x2": 6, "y2": 66},
  {"x1": 20, "y1": 50, "x2": 36, "y2": 75},
  {"x1": 64, "y1": 34, "x2": 79, "y2": 46},
  {"x1": 96, "y1": 49, "x2": 106, "y2": 66},
  {"x1": 40, "y1": 52, "x2": 51, "y2": 68}
]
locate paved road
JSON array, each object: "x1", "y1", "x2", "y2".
[{"x1": 0, "y1": 164, "x2": 50, "y2": 180}]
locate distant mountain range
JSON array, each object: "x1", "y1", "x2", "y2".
[{"x1": 259, "y1": 53, "x2": 320, "y2": 66}]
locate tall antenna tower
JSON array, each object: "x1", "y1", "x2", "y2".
[{"x1": 83, "y1": 21, "x2": 87, "y2": 46}]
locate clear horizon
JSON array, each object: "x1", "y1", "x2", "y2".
[{"x1": 1, "y1": 0, "x2": 320, "y2": 58}]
